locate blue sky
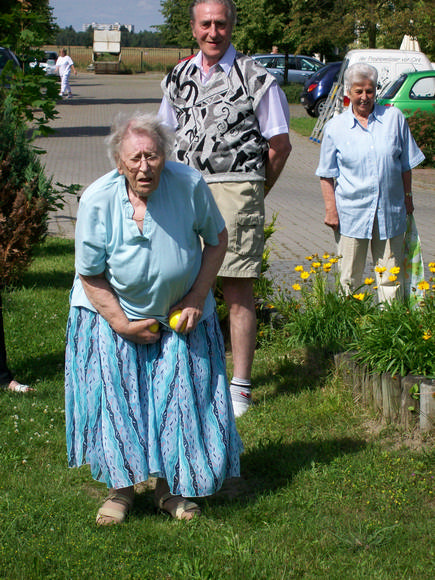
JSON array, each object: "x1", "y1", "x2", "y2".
[{"x1": 50, "y1": 0, "x2": 165, "y2": 32}]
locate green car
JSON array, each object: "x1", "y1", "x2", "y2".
[{"x1": 377, "y1": 70, "x2": 435, "y2": 117}]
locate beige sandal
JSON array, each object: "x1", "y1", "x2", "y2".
[
  {"x1": 96, "y1": 490, "x2": 134, "y2": 526},
  {"x1": 157, "y1": 492, "x2": 201, "y2": 521}
]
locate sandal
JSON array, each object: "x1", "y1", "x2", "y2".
[
  {"x1": 96, "y1": 489, "x2": 134, "y2": 526},
  {"x1": 1, "y1": 380, "x2": 33, "y2": 393},
  {"x1": 156, "y1": 491, "x2": 201, "y2": 521}
]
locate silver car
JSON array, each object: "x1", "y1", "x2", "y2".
[{"x1": 252, "y1": 54, "x2": 323, "y2": 84}]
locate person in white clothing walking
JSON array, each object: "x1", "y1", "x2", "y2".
[{"x1": 55, "y1": 48, "x2": 77, "y2": 98}]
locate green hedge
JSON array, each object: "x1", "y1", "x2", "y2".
[{"x1": 407, "y1": 110, "x2": 434, "y2": 168}]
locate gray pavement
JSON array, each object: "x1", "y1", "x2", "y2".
[{"x1": 35, "y1": 72, "x2": 435, "y2": 287}]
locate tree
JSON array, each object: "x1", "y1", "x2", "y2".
[
  {"x1": 159, "y1": 0, "x2": 196, "y2": 48},
  {"x1": 158, "y1": 0, "x2": 434, "y2": 59},
  {"x1": 0, "y1": 0, "x2": 78, "y2": 287}
]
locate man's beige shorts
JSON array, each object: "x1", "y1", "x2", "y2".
[{"x1": 208, "y1": 181, "x2": 265, "y2": 278}]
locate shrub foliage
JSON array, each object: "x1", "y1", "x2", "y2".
[
  {"x1": 0, "y1": 104, "x2": 77, "y2": 289},
  {"x1": 407, "y1": 109, "x2": 435, "y2": 167}
]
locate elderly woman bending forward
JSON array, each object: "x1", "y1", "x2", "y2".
[
  {"x1": 316, "y1": 63, "x2": 425, "y2": 302},
  {"x1": 65, "y1": 113, "x2": 242, "y2": 525}
]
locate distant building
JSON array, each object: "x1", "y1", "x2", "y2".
[{"x1": 82, "y1": 22, "x2": 134, "y2": 33}]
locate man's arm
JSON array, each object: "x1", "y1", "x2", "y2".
[
  {"x1": 265, "y1": 133, "x2": 292, "y2": 195},
  {"x1": 320, "y1": 177, "x2": 339, "y2": 230}
]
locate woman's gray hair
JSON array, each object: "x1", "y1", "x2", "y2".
[
  {"x1": 106, "y1": 112, "x2": 173, "y2": 165},
  {"x1": 344, "y1": 63, "x2": 378, "y2": 93},
  {"x1": 189, "y1": 0, "x2": 237, "y2": 26}
]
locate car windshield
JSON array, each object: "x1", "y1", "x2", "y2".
[
  {"x1": 379, "y1": 75, "x2": 406, "y2": 99},
  {"x1": 299, "y1": 58, "x2": 322, "y2": 72},
  {"x1": 44, "y1": 52, "x2": 58, "y2": 62}
]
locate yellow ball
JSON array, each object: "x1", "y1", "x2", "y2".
[
  {"x1": 149, "y1": 322, "x2": 159, "y2": 333},
  {"x1": 169, "y1": 309, "x2": 187, "y2": 332}
]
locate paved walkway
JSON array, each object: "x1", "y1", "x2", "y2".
[{"x1": 35, "y1": 72, "x2": 435, "y2": 287}]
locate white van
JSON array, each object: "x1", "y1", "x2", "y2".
[
  {"x1": 328, "y1": 49, "x2": 433, "y2": 115},
  {"x1": 340, "y1": 49, "x2": 433, "y2": 93}
]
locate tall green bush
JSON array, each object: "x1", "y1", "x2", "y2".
[
  {"x1": 407, "y1": 110, "x2": 434, "y2": 168},
  {"x1": 0, "y1": 104, "x2": 77, "y2": 289}
]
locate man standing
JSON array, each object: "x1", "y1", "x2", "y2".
[{"x1": 159, "y1": 0, "x2": 291, "y2": 417}]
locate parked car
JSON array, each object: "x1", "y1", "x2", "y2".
[
  {"x1": 377, "y1": 70, "x2": 435, "y2": 117},
  {"x1": 251, "y1": 54, "x2": 323, "y2": 84},
  {"x1": 300, "y1": 61, "x2": 342, "y2": 117},
  {"x1": 30, "y1": 50, "x2": 58, "y2": 75},
  {"x1": 0, "y1": 46, "x2": 20, "y2": 76}
]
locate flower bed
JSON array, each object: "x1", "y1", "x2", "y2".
[{"x1": 272, "y1": 254, "x2": 435, "y2": 432}]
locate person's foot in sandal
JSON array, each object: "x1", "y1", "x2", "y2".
[
  {"x1": 1, "y1": 380, "x2": 34, "y2": 393},
  {"x1": 96, "y1": 486, "x2": 134, "y2": 526},
  {"x1": 155, "y1": 478, "x2": 201, "y2": 521}
]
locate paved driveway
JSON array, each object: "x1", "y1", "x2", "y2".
[{"x1": 35, "y1": 72, "x2": 435, "y2": 286}]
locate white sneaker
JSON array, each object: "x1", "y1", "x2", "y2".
[{"x1": 231, "y1": 391, "x2": 253, "y2": 418}]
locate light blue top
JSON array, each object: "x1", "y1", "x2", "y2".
[
  {"x1": 70, "y1": 162, "x2": 225, "y2": 325},
  {"x1": 316, "y1": 104, "x2": 425, "y2": 239}
]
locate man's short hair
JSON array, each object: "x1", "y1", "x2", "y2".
[{"x1": 189, "y1": 0, "x2": 237, "y2": 26}]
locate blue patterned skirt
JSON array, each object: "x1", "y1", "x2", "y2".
[{"x1": 65, "y1": 307, "x2": 243, "y2": 496}]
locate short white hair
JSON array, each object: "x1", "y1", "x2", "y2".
[
  {"x1": 344, "y1": 63, "x2": 378, "y2": 93},
  {"x1": 105, "y1": 112, "x2": 173, "y2": 165}
]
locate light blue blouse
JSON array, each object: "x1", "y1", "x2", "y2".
[
  {"x1": 316, "y1": 104, "x2": 425, "y2": 240},
  {"x1": 70, "y1": 162, "x2": 225, "y2": 325}
]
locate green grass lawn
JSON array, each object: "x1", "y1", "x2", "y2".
[{"x1": 1, "y1": 238, "x2": 434, "y2": 579}]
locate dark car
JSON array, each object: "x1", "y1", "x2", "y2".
[
  {"x1": 251, "y1": 54, "x2": 324, "y2": 84},
  {"x1": 300, "y1": 61, "x2": 342, "y2": 117},
  {"x1": 29, "y1": 50, "x2": 58, "y2": 75},
  {"x1": 0, "y1": 47, "x2": 20, "y2": 76}
]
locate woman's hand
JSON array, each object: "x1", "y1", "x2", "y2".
[
  {"x1": 320, "y1": 178, "x2": 339, "y2": 230},
  {"x1": 168, "y1": 301, "x2": 203, "y2": 334},
  {"x1": 115, "y1": 318, "x2": 161, "y2": 344},
  {"x1": 324, "y1": 208, "x2": 339, "y2": 230}
]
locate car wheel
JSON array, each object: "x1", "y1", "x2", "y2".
[{"x1": 314, "y1": 98, "x2": 327, "y2": 117}]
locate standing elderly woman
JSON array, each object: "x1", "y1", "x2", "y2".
[
  {"x1": 316, "y1": 63, "x2": 425, "y2": 301},
  {"x1": 65, "y1": 112, "x2": 242, "y2": 525}
]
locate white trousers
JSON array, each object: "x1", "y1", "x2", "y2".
[
  {"x1": 60, "y1": 72, "x2": 71, "y2": 95},
  {"x1": 335, "y1": 224, "x2": 404, "y2": 303}
]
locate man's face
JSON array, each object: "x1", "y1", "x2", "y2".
[{"x1": 191, "y1": 2, "x2": 233, "y2": 69}]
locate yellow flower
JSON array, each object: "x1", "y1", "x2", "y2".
[
  {"x1": 364, "y1": 277, "x2": 374, "y2": 285},
  {"x1": 294, "y1": 265, "x2": 304, "y2": 272},
  {"x1": 305, "y1": 256, "x2": 313, "y2": 261},
  {"x1": 428, "y1": 262, "x2": 435, "y2": 269},
  {"x1": 312, "y1": 262, "x2": 321, "y2": 268},
  {"x1": 417, "y1": 280, "x2": 430, "y2": 291},
  {"x1": 389, "y1": 275, "x2": 398, "y2": 282},
  {"x1": 430, "y1": 266, "x2": 435, "y2": 274},
  {"x1": 422, "y1": 331, "x2": 432, "y2": 341},
  {"x1": 323, "y1": 263, "x2": 332, "y2": 272},
  {"x1": 300, "y1": 271, "x2": 310, "y2": 280},
  {"x1": 375, "y1": 266, "x2": 387, "y2": 274},
  {"x1": 292, "y1": 283, "x2": 301, "y2": 291},
  {"x1": 390, "y1": 266, "x2": 401, "y2": 275},
  {"x1": 323, "y1": 253, "x2": 330, "y2": 260},
  {"x1": 353, "y1": 293, "x2": 365, "y2": 301},
  {"x1": 330, "y1": 257, "x2": 339, "y2": 264}
]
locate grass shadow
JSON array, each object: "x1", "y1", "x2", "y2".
[
  {"x1": 254, "y1": 345, "x2": 334, "y2": 397},
  {"x1": 209, "y1": 436, "x2": 366, "y2": 506},
  {"x1": 19, "y1": 238, "x2": 75, "y2": 290}
]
